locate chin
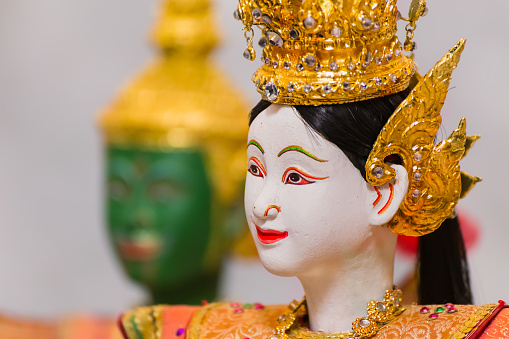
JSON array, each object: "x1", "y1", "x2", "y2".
[{"x1": 256, "y1": 246, "x2": 304, "y2": 278}]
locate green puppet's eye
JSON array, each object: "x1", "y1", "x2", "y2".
[
  {"x1": 148, "y1": 180, "x2": 179, "y2": 203},
  {"x1": 109, "y1": 178, "x2": 130, "y2": 201}
]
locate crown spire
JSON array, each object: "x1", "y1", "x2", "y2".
[{"x1": 152, "y1": 0, "x2": 219, "y2": 54}]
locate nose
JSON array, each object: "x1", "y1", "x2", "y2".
[
  {"x1": 252, "y1": 183, "x2": 280, "y2": 220},
  {"x1": 131, "y1": 208, "x2": 153, "y2": 229}
]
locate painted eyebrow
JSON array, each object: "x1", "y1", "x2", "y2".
[
  {"x1": 277, "y1": 145, "x2": 328, "y2": 162},
  {"x1": 247, "y1": 139, "x2": 265, "y2": 154}
]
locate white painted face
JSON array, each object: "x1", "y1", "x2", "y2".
[{"x1": 245, "y1": 104, "x2": 379, "y2": 278}]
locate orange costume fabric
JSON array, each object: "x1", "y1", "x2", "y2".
[
  {"x1": 119, "y1": 302, "x2": 509, "y2": 339},
  {"x1": 0, "y1": 313, "x2": 123, "y2": 339}
]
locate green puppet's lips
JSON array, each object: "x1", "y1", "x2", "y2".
[{"x1": 115, "y1": 231, "x2": 163, "y2": 261}]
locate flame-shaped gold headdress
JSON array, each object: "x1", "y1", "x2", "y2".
[
  {"x1": 365, "y1": 39, "x2": 481, "y2": 236},
  {"x1": 235, "y1": 0, "x2": 426, "y2": 105}
]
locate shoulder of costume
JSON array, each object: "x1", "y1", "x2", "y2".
[
  {"x1": 119, "y1": 304, "x2": 200, "y2": 339},
  {"x1": 118, "y1": 301, "x2": 509, "y2": 339},
  {"x1": 376, "y1": 301, "x2": 509, "y2": 339},
  {"x1": 118, "y1": 302, "x2": 286, "y2": 339}
]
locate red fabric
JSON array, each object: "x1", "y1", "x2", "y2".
[
  {"x1": 118, "y1": 315, "x2": 128, "y2": 339},
  {"x1": 478, "y1": 304, "x2": 509, "y2": 338}
]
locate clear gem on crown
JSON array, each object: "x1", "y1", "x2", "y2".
[
  {"x1": 304, "y1": 55, "x2": 316, "y2": 67},
  {"x1": 233, "y1": 9, "x2": 241, "y2": 20},
  {"x1": 361, "y1": 16, "x2": 373, "y2": 30},
  {"x1": 267, "y1": 31, "x2": 283, "y2": 47},
  {"x1": 330, "y1": 27, "x2": 341, "y2": 37},
  {"x1": 243, "y1": 49, "x2": 252, "y2": 60},
  {"x1": 290, "y1": 29, "x2": 300, "y2": 39},
  {"x1": 265, "y1": 82, "x2": 279, "y2": 101},
  {"x1": 303, "y1": 16, "x2": 316, "y2": 29},
  {"x1": 252, "y1": 8, "x2": 261, "y2": 20}
]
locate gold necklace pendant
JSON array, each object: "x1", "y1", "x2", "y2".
[{"x1": 273, "y1": 288, "x2": 404, "y2": 339}]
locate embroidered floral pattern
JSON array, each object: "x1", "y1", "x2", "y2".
[
  {"x1": 120, "y1": 303, "x2": 504, "y2": 339},
  {"x1": 377, "y1": 304, "x2": 496, "y2": 339}
]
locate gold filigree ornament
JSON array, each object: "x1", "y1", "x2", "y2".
[
  {"x1": 273, "y1": 288, "x2": 404, "y2": 339},
  {"x1": 234, "y1": 0, "x2": 431, "y2": 105},
  {"x1": 365, "y1": 39, "x2": 481, "y2": 236}
]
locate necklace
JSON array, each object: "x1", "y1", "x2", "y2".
[{"x1": 272, "y1": 287, "x2": 404, "y2": 339}]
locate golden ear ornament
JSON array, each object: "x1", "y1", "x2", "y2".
[{"x1": 365, "y1": 39, "x2": 481, "y2": 237}]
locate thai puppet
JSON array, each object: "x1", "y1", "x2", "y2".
[
  {"x1": 119, "y1": 0, "x2": 509, "y2": 337},
  {"x1": 99, "y1": 0, "x2": 249, "y2": 305}
]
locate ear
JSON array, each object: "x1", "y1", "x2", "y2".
[{"x1": 367, "y1": 164, "x2": 408, "y2": 226}]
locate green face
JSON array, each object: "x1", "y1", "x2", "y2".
[{"x1": 106, "y1": 147, "x2": 212, "y2": 289}]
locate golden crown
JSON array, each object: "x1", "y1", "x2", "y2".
[{"x1": 235, "y1": 0, "x2": 428, "y2": 105}]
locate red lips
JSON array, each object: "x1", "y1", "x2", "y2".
[
  {"x1": 256, "y1": 225, "x2": 288, "y2": 244},
  {"x1": 117, "y1": 239, "x2": 161, "y2": 260}
]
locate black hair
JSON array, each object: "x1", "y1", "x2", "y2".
[
  {"x1": 418, "y1": 215, "x2": 472, "y2": 304},
  {"x1": 249, "y1": 91, "x2": 473, "y2": 305}
]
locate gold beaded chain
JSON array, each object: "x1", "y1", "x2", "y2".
[{"x1": 272, "y1": 288, "x2": 404, "y2": 339}]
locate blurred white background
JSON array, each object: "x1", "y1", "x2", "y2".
[{"x1": 0, "y1": 0, "x2": 508, "y2": 318}]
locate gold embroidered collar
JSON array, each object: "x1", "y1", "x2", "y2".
[{"x1": 273, "y1": 288, "x2": 404, "y2": 339}]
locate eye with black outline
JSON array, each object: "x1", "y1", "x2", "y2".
[
  {"x1": 282, "y1": 167, "x2": 328, "y2": 185},
  {"x1": 108, "y1": 178, "x2": 130, "y2": 201},
  {"x1": 247, "y1": 157, "x2": 266, "y2": 178}
]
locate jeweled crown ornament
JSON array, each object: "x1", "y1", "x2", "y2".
[{"x1": 235, "y1": 0, "x2": 428, "y2": 105}]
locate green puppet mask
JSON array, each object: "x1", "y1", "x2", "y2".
[{"x1": 107, "y1": 147, "x2": 212, "y2": 292}]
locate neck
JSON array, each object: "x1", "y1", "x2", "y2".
[
  {"x1": 298, "y1": 231, "x2": 397, "y2": 333},
  {"x1": 149, "y1": 271, "x2": 219, "y2": 305}
]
